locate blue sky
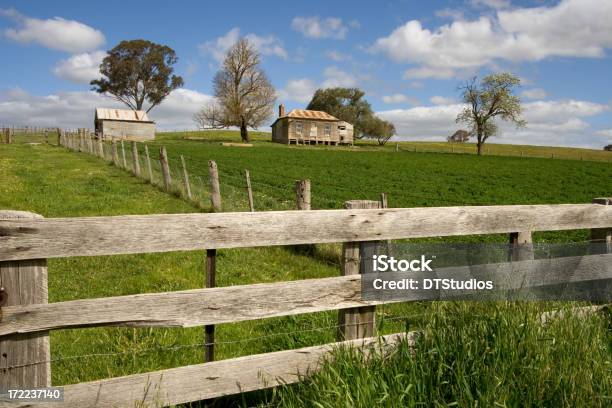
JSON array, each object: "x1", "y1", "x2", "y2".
[{"x1": 0, "y1": 0, "x2": 611, "y2": 147}]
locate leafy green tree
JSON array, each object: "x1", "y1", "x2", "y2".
[
  {"x1": 362, "y1": 116, "x2": 396, "y2": 145},
  {"x1": 456, "y1": 73, "x2": 526, "y2": 155},
  {"x1": 306, "y1": 87, "x2": 394, "y2": 143},
  {"x1": 91, "y1": 39, "x2": 184, "y2": 113}
]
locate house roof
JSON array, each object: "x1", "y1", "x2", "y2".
[
  {"x1": 285, "y1": 109, "x2": 339, "y2": 121},
  {"x1": 95, "y1": 108, "x2": 153, "y2": 122}
]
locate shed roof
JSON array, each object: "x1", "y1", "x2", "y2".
[
  {"x1": 95, "y1": 108, "x2": 153, "y2": 122},
  {"x1": 285, "y1": 109, "x2": 339, "y2": 121}
]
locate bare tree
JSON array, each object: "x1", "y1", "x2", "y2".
[
  {"x1": 193, "y1": 101, "x2": 228, "y2": 129},
  {"x1": 447, "y1": 129, "x2": 471, "y2": 143},
  {"x1": 456, "y1": 73, "x2": 526, "y2": 155},
  {"x1": 211, "y1": 39, "x2": 276, "y2": 142}
]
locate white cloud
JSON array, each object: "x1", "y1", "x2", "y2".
[
  {"x1": 278, "y1": 67, "x2": 359, "y2": 104},
  {"x1": 291, "y1": 16, "x2": 349, "y2": 39},
  {"x1": 53, "y1": 51, "x2": 106, "y2": 84},
  {"x1": 435, "y1": 8, "x2": 465, "y2": 20},
  {"x1": 595, "y1": 129, "x2": 612, "y2": 145},
  {"x1": 469, "y1": 0, "x2": 511, "y2": 9},
  {"x1": 373, "y1": 0, "x2": 612, "y2": 78},
  {"x1": 377, "y1": 98, "x2": 610, "y2": 148},
  {"x1": 0, "y1": 88, "x2": 213, "y2": 131},
  {"x1": 430, "y1": 95, "x2": 457, "y2": 105},
  {"x1": 185, "y1": 61, "x2": 198, "y2": 77},
  {"x1": 244, "y1": 33, "x2": 288, "y2": 59},
  {"x1": 595, "y1": 129, "x2": 612, "y2": 138},
  {"x1": 403, "y1": 67, "x2": 457, "y2": 79},
  {"x1": 1, "y1": 8, "x2": 105, "y2": 53},
  {"x1": 321, "y1": 66, "x2": 357, "y2": 88},
  {"x1": 153, "y1": 89, "x2": 215, "y2": 130},
  {"x1": 199, "y1": 28, "x2": 287, "y2": 62},
  {"x1": 521, "y1": 88, "x2": 547, "y2": 100},
  {"x1": 382, "y1": 94, "x2": 417, "y2": 104},
  {"x1": 278, "y1": 78, "x2": 317, "y2": 104},
  {"x1": 198, "y1": 27, "x2": 240, "y2": 61},
  {"x1": 326, "y1": 50, "x2": 351, "y2": 61}
]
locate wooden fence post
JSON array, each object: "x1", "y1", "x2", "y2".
[
  {"x1": 131, "y1": 141, "x2": 141, "y2": 177},
  {"x1": 245, "y1": 170, "x2": 254, "y2": 212},
  {"x1": 204, "y1": 249, "x2": 216, "y2": 362},
  {"x1": 144, "y1": 145, "x2": 153, "y2": 183},
  {"x1": 180, "y1": 155, "x2": 192, "y2": 200},
  {"x1": 159, "y1": 146, "x2": 172, "y2": 192},
  {"x1": 509, "y1": 231, "x2": 534, "y2": 261},
  {"x1": 591, "y1": 198, "x2": 611, "y2": 253},
  {"x1": 97, "y1": 138, "x2": 105, "y2": 159},
  {"x1": 0, "y1": 211, "x2": 50, "y2": 389},
  {"x1": 295, "y1": 179, "x2": 311, "y2": 210},
  {"x1": 111, "y1": 140, "x2": 119, "y2": 166},
  {"x1": 89, "y1": 134, "x2": 95, "y2": 155},
  {"x1": 79, "y1": 130, "x2": 85, "y2": 152},
  {"x1": 209, "y1": 160, "x2": 222, "y2": 212},
  {"x1": 338, "y1": 200, "x2": 379, "y2": 341},
  {"x1": 121, "y1": 140, "x2": 127, "y2": 168}
]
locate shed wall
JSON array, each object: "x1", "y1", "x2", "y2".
[{"x1": 99, "y1": 120, "x2": 155, "y2": 141}]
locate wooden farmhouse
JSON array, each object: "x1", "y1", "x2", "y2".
[
  {"x1": 94, "y1": 108, "x2": 155, "y2": 141},
  {"x1": 271, "y1": 104, "x2": 353, "y2": 145}
]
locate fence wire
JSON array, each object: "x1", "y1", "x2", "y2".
[{"x1": 2, "y1": 314, "x2": 423, "y2": 371}]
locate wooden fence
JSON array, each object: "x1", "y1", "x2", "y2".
[{"x1": 0, "y1": 199, "x2": 611, "y2": 406}]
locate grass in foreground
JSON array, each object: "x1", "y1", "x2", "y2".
[
  {"x1": 263, "y1": 303, "x2": 612, "y2": 408},
  {"x1": 2, "y1": 135, "x2": 611, "y2": 407},
  {"x1": 0, "y1": 142, "x2": 348, "y2": 385}
]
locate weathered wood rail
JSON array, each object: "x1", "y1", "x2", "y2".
[
  {"x1": 1, "y1": 204, "x2": 609, "y2": 261},
  {"x1": 0, "y1": 200, "x2": 610, "y2": 407}
]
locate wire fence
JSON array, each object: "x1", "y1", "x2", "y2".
[
  {"x1": 4, "y1": 126, "x2": 605, "y2": 392},
  {"x1": 3, "y1": 313, "x2": 423, "y2": 372}
]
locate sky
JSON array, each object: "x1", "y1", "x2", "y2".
[{"x1": 0, "y1": 0, "x2": 611, "y2": 148}]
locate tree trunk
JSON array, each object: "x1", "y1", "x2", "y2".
[
  {"x1": 476, "y1": 134, "x2": 484, "y2": 156},
  {"x1": 240, "y1": 117, "x2": 249, "y2": 143}
]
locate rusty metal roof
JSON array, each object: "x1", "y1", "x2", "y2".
[
  {"x1": 285, "y1": 109, "x2": 339, "y2": 121},
  {"x1": 95, "y1": 108, "x2": 153, "y2": 122}
]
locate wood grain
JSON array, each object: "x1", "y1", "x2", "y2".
[
  {"x1": 1, "y1": 204, "x2": 610, "y2": 261},
  {"x1": 0, "y1": 211, "x2": 50, "y2": 390},
  {"x1": 55, "y1": 333, "x2": 412, "y2": 408},
  {"x1": 209, "y1": 160, "x2": 221, "y2": 211},
  {"x1": 338, "y1": 200, "x2": 379, "y2": 341},
  {"x1": 2, "y1": 253, "x2": 609, "y2": 336}
]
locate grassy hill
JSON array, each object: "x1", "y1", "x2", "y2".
[{"x1": 2, "y1": 132, "x2": 611, "y2": 406}]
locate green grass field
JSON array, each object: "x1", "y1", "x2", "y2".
[{"x1": 2, "y1": 132, "x2": 611, "y2": 406}]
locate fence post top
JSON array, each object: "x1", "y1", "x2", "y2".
[
  {"x1": 0, "y1": 210, "x2": 43, "y2": 220},
  {"x1": 593, "y1": 198, "x2": 612, "y2": 205},
  {"x1": 345, "y1": 200, "x2": 380, "y2": 209}
]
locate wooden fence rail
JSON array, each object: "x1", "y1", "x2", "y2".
[
  {"x1": 0, "y1": 199, "x2": 610, "y2": 406},
  {"x1": 1, "y1": 204, "x2": 610, "y2": 262},
  {"x1": 1, "y1": 253, "x2": 610, "y2": 337}
]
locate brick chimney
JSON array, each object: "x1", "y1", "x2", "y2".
[{"x1": 279, "y1": 104, "x2": 285, "y2": 117}]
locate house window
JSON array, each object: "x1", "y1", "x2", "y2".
[
  {"x1": 324, "y1": 123, "x2": 331, "y2": 137},
  {"x1": 295, "y1": 121, "x2": 303, "y2": 136},
  {"x1": 310, "y1": 123, "x2": 318, "y2": 137}
]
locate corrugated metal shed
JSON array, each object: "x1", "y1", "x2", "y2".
[
  {"x1": 285, "y1": 109, "x2": 339, "y2": 121},
  {"x1": 95, "y1": 108, "x2": 153, "y2": 123}
]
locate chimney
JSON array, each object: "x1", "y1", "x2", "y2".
[{"x1": 279, "y1": 104, "x2": 285, "y2": 117}]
